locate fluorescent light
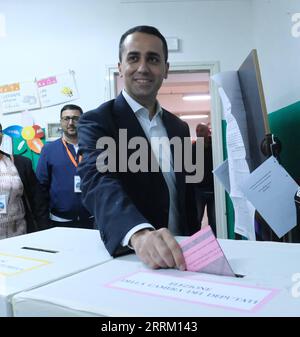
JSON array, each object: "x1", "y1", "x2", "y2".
[
  {"x1": 179, "y1": 115, "x2": 208, "y2": 120},
  {"x1": 182, "y1": 94, "x2": 210, "y2": 101}
]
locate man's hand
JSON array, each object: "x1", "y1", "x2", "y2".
[{"x1": 130, "y1": 228, "x2": 186, "y2": 270}]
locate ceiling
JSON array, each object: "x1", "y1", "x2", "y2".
[{"x1": 157, "y1": 71, "x2": 210, "y2": 119}]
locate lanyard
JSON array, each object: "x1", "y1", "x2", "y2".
[{"x1": 62, "y1": 138, "x2": 82, "y2": 168}]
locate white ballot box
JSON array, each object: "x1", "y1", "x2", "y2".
[
  {"x1": 12, "y1": 239, "x2": 300, "y2": 317},
  {"x1": 0, "y1": 227, "x2": 112, "y2": 316}
]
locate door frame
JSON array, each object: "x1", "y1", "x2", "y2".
[{"x1": 106, "y1": 62, "x2": 228, "y2": 239}]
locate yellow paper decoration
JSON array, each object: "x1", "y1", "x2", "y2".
[{"x1": 21, "y1": 126, "x2": 35, "y2": 140}]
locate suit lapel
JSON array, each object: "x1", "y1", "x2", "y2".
[
  {"x1": 161, "y1": 110, "x2": 177, "y2": 160},
  {"x1": 112, "y1": 94, "x2": 148, "y2": 141},
  {"x1": 112, "y1": 95, "x2": 184, "y2": 192},
  {"x1": 162, "y1": 110, "x2": 185, "y2": 196},
  {"x1": 112, "y1": 94, "x2": 157, "y2": 173}
]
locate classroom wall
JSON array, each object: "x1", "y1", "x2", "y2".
[
  {"x1": 249, "y1": 0, "x2": 300, "y2": 180},
  {"x1": 0, "y1": 0, "x2": 253, "y2": 129},
  {"x1": 1, "y1": 0, "x2": 298, "y2": 135},
  {"x1": 252, "y1": 0, "x2": 300, "y2": 113}
]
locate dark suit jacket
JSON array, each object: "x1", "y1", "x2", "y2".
[
  {"x1": 78, "y1": 94, "x2": 198, "y2": 256},
  {"x1": 1, "y1": 151, "x2": 49, "y2": 233}
]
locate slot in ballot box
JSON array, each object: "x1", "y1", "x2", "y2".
[
  {"x1": 12, "y1": 239, "x2": 300, "y2": 317},
  {"x1": 0, "y1": 227, "x2": 112, "y2": 316}
]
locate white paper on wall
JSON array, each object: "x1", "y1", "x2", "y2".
[
  {"x1": 0, "y1": 81, "x2": 40, "y2": 114},
  {"x1": 37, "y1": 71, "x2": 79, "y2": 108},
  {"x1": 0, "y1": 71, "x2": 79, "y2": 114},
  {"x1": 212, "y1": 72, "x2": 255, "y2": 240}
]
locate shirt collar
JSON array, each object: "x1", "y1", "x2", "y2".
[
  {"x1": 62, "y1": 135, "x2": 78, "y2": 147},
  {"x1": 122, "y1": 89, "x2": 163, "y2": 118}
]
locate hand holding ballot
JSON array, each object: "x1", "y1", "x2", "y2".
[
  {"x1": 131, "y1": 226, "x2": 236, "y2": 277},
  {"x1": 130, "y1": 228, "x2": 186, "y2": 271}
]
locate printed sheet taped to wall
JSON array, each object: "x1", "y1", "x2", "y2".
[{"x1": 0, "y1": 71, "x2": 78, "y2": 114}]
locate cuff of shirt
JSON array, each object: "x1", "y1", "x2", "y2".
[{"x1": 121, "y1": 223, "x2": 155, "y2": 249}]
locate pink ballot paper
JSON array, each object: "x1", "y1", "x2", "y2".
[{"x1": 179, "y1": 226, "x2": 236, "y2": 277}]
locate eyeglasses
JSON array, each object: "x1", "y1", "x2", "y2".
[{"x1": 61, "y1": 116, "x2": 80, "y2": 123}]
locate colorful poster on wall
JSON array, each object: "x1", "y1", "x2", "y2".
[
  {"x1": 0, "y1": 81, "x2": 40, "y2": 114},
  {"x1": 0, "y1": 70, "x2": 79, "y2": 114},
  {"x1": 37, "y1": 71, "x2": 78, "y2": 108},
  {"x1": 3, "y1": 124, "x2": 44, "y2": 156},
  {"x1": 3, "y1": 124, "x2": 45, "y2": 171}
]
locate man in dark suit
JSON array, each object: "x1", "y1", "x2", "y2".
[
  {"x1": 192, "y1": 123, "x2": 216, "y2": 234},
  {"x1": 78, "y1": 25, "x2": 198, "y2": 269}
]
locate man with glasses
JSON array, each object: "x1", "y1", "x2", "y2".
[{"x1": 36, "y1": 104, "x2": 94, "y2": 229}]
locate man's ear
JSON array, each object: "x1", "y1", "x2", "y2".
[{"x1": 118, "y1": 62, "x2": 123, "y2": 78}]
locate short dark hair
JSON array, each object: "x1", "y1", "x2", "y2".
[
  {"x1": 60, "y1": 104, "x2": 83, "y2": 118},
  {"x1": 119, "y1": 25, "x2": 168, "y2": 63},
  {"x1": 196, "y1": 123, "x2": 209, "y2": 137}
]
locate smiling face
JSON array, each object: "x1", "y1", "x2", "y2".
[
  {"x1": 60, "y1": 109, "x2": 81, "y2": 139},
  {"x1": 118, "y1": 32, "x2": 169, "y2": 111}
]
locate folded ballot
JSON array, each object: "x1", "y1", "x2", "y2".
[{"x1": 180, "y1": 226, "x2": 236, "y2": 277}]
